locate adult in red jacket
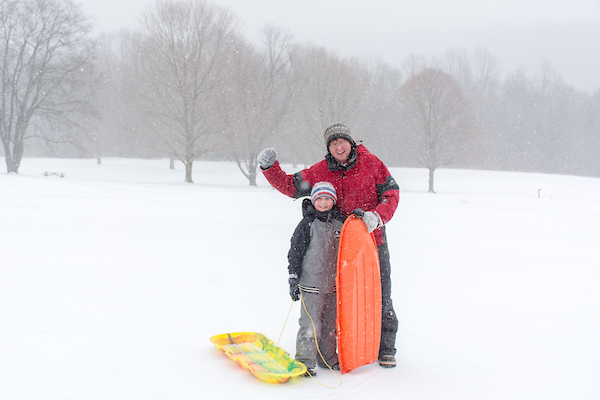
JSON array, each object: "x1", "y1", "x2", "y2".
[{"x1": 258, "y1": 123, "x2": 399, "y2": 368}]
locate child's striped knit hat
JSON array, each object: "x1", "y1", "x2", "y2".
[{"x1": 311, "y1": 181, "x2": 337, "y2": 204}]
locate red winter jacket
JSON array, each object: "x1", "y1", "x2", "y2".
[{"x1": 262, "y1": 144, "x2": 399, "y2": 245}]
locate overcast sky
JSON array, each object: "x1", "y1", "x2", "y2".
[{"x1": 76, "y1": 0, "x2": 600, "y2": 93}]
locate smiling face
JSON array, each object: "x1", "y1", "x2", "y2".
[
  {"x1": 328, "y1": 138, "x2": 352, "y2": 164},
  {"x1": 313, "y1": 196, "x2": 334, "y2": 212}
]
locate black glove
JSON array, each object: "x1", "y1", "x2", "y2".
[
  {"x1": 352, "y1": 208, "x2": 380, "y2": 233},
  {"x1": 352, "y1": 208, "x2": 365, "y2": 217},
  {"x1": 288, "y1": 275, "x2": 299, "y2": 301}
]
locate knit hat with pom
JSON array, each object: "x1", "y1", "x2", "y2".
[
  {"x1": 324, "y1": 123, "x2": 355, "y2": 148},
  {"x1": 310, "y1": 181, "x2": 337, "y2": 204}
]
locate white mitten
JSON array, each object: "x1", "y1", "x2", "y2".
[
  {"x1": 362, "y1": 211, "x2": 381, "y2": 233},
  {"x1": 257, "y1": 148, "x2": 277, "y2": 169}
]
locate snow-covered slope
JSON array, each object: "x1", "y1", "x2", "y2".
[{"x1": 2, "y1": 158, "x2": 599, "y2": 399}]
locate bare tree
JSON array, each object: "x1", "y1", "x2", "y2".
[
  {"x1": 466, "y1": 47, "x2": 500, "y2": 171},
  {"x1": 472, "y1": 47, "x2": 499, "y2": 98},
  {"x1": 127, "y1": 0, "x2": 238, "y2": 183},
  {"x1": 286, "y1": 45, "x2": 367, "y2": 163},
  {"x1": 435, "y1": 48, "x2": 473, "y2": 90},
  {"x1": 223, "y1": 25, "x2": 293, "y2": 185},
  {"x1": 0, "y1": 0, "x2": 94, "y2": 173},
  {"x1": 86, "y1": 32, "x2": 140, "y2": 163},
  {"x1": 397, "y1": 68, "x2": 477, "y2": 192},
  {"x1": 401, "y1": 53, "x2": 427, "y2": 79},
  {"x1": 357, "y1": 60, "x2": 404, "y2": 165},
  {"x1": 492, "y1": 62, "x2": 578, "y2": 174}
]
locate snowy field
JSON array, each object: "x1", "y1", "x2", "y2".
[{"x1": 1, "y1": 157, "x2": 600, "y2": 399}]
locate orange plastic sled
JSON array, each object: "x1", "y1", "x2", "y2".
[{"x1": 336, "y1": 215, "x2": 382, "y2": 374}]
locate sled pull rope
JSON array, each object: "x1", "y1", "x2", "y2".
[
  {"x1": 276, "y1": 301, "x2": 295, "y2": 347},
  {"x1": 261, "y1": 301, "x2": 296, "y2": 374},
  {"x1": 300, "y1": 292, "x2": 343, "y2": 389}
]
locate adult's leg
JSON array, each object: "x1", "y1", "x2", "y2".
[{"x1": 378, "y1": 242, "x2": 398, "y2": 357}]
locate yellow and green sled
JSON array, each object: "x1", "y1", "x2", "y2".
[{"x1": 210, "y1": 332, "x2": 307, "y2": 383}]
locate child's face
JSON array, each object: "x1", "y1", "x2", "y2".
[{"x1": 313, "y1": 196, "x2": 334, "y2": 212}]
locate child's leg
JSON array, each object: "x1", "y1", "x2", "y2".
[
  {"x1": 317, "y1": 292, "x2": 339, "y2": 368},
  {"x1": 295, "y1": 291, "x2": 324, "y2": 369}
]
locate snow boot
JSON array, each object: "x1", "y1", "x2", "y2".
[
  {"x1": 378, "y1": 355, "x2": 396, "y2": 368},
  {"x1": 303, "y1": 367, "x2": 317, "y2": 377}
]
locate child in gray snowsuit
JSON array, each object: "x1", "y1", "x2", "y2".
[{"x1": 287, "y1": 181, "x2": 346, "y2": 376}]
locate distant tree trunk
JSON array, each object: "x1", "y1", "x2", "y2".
[
  {"x1": 428, "y1": 168, "x2": 435, "y2": 193},
  {"x1": 169, "y1": 157, "x2": 175, "y2": 170},
  {"x1": 97, "y1": 157, "x2": 102, "y2": 165},
  {"x1": 233, "y1": 158, "x2": 258, "y2": 186},
  {"x1": 184, "y1": 161, "x2": 193, "y2": 183},
  {"x1": 5, "y1": 152, "x2": 22, "y2": 174}
]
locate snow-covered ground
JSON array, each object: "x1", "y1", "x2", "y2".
[{"x1": 1, "y1": 157, "x2": 599, "y2": 399}]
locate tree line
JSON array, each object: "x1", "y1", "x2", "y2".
[{"x1": 2, "y1": 0, "x2": 599, "y2": 189}]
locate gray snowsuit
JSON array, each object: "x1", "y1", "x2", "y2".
[{"x1": 288, "y1": 199, "x2": 346, "y2": 369}]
